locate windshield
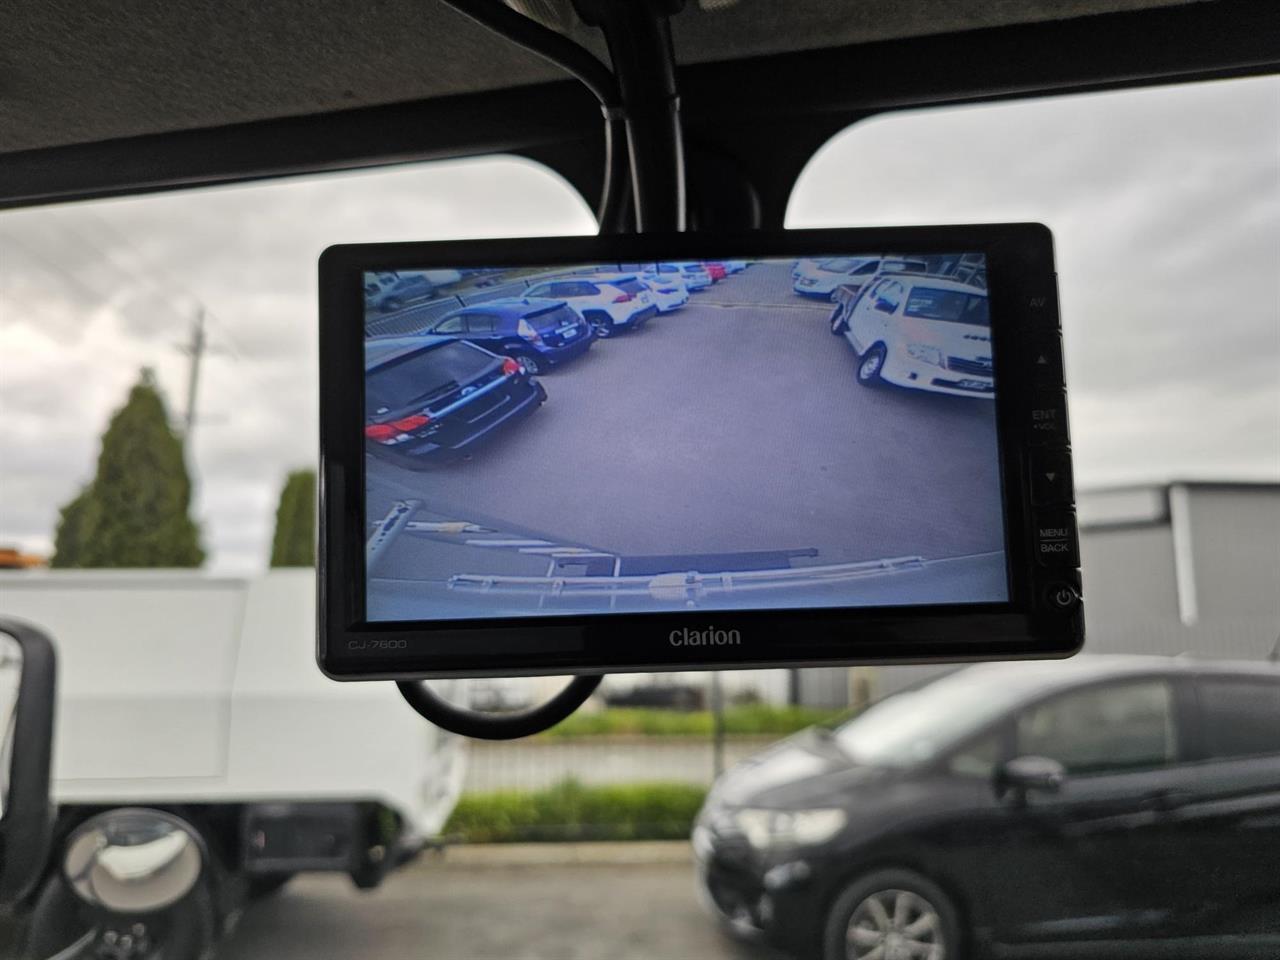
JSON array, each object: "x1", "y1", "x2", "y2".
[
  {"x1": 366, "y1": 341, "x2": 492, "y2": 413},
  {"x1": 903, "y1": 287, "x2": 990, "y2": 325},
  {"x1": 833, "y1": 669, "x2": 1023, "y2": 766},
  {"x1": 1, "y1": 75, "x2": 1277, "y2": 960}
]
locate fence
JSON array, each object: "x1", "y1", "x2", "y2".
[{"x1": 461, "y1": 735, "x2": 777, "y2": 793}]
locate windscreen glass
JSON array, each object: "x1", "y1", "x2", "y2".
[{"x1": 361, "y1": 254, "x2": 1005, "y2": 622}]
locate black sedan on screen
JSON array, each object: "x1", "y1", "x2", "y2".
[
  {"x1": 422, "y1": 297, "x2": 594, "y2": 375},
  {"x1": 694, "y1": 655, "x2": 1280, "y2": 960},
  {"x1": 364, "y1": 335, "x2": 545, "y2": 466}
]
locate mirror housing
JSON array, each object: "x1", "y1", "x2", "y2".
[
  {"x1": 0, "y1": 618, "x2": 57, "y2": 906},
  {"x1": 63, "y1": 809, "x2": 204, "y2": 914},
  {"x1": 997, "y1": 754, "x2": 1066, "y2": 801}
]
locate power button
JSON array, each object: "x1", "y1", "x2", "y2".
[{"x1": 1045, "y1": 581, "x2": 1081, "y2": 613}]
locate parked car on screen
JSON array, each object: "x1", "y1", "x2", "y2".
[
  {"x1": 364, "y1": 269, "x2": 462, "y2": 313},
  {"x1": 703, "y1": 262, "x2": 728, "y2": 281},
  {"x1": 524, "y1": 274, "x2": 657, "y2": 339},
  {"x1": 722, "y1": 260, "x2": 749, "y2": 273},
  {"x1": 364, "y1": 335, "x2": 545, "y2": 466},
  {"x1": 694, "y1": 655, "x2": 1280, "y2": 960},
  {"x1": 422, "y1": 297, "x2": 593, "y2": 375},
  {"x1": 837, "y1": 275, "x2": 993, "y2": 397},
  {"x1": 793, "y1": 256, "x2": 929, "y2": 298},
  {"x1": 655, "y1": 261, "x2": 713, "y2": 291},
  {"x1": 638, "y1": 272, "x2": 690, "y2": 313}
]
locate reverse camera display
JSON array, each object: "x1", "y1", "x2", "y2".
[{"x1": 362, "y1": 253, "x2": 1006, "y2": 623}]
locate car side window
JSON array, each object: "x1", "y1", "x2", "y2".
[
  {"x1": 1016, "y1": 680, "x2": 1178, "y2": 776},
  {"x1": 1198, "y1": 678, "x2": 1280, "y2": 760},
  {"x1": 465, "y1": 314, "x2": 496, "y2": 334},
  {"x1": 948, "y1": 731, "x2": 1004, "y2": 779},
  {"x1": 433, "y1": 316, "x2": 466, "y2": 334},
  {"x1": 873, "y1": 279, "x2": 904, "y2": 314},
  {"x1": 576, "y1": 282, "x2": 599, "y2": 296},
  {"x1": 854, "y1": 261, "x2": 879, "y2": 275}
]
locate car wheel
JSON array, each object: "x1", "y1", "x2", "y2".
[
  {"x1": 823, "y1": 869, "x2": 960, "y2": 960},
  {"x1": 516, "y1": 352, "x2": 543, "y2": 375},
  {"x1": 856, "y1": 344, "x2": 887, "y2": 387},
  {"x1": 830, "y1": 304, "x2": 848, "y2": 335},
  {"x1": 25, "y1": 872, "x2": 216, "y2": 960},
  {"x1": 587, "y1": 313, "x2": 614, "y2": 339},
  {"x1": 380, "y1": 297, "x2": 403, "y2": 313}
]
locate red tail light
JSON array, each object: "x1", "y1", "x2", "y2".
[
  {"x1": 391, "y1": 414, "x2": 430, "y2": 431},
  {"x1": 501, "y1": 357, "x2": 522, "y2": 376},
  {"x1": 365, "y1": 414, "x2": 430, "y2": 443},
  {"x1": 612, "y1": 293, "x2": 633, "y2": 303}
]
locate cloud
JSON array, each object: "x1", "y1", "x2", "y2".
[
  {"x1": 1, "y1": 156, "x2": 596, "y2": 570},
  {"x1": 789, "y1": 74, "x2": 1280, "y2": 484}
]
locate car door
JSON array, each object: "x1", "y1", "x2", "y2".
[
  {"x1": 848, "y1": 277, "x2": 902, "y2": 354},
  {"x1": 428, "y1": 313, "x2": 467, "y2": 340},
  {"x1": 1167, "y1": 673, "x2": 1280, "y2": 937},
  {"x1": 461, "y1": 312, "x2": 501, "y2": 352},
  {"x1": 985, "y1": 676, "x2": 1204, "y2": 947}
]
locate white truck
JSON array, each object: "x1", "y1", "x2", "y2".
[{"x1": 0, "y1": 569, "x2": 465, "y2": 957}]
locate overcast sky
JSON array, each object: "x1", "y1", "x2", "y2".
[{"x1": 1, "y1": 75, "x2": 1277, "y2": 573}]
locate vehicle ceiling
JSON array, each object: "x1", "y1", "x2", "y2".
[
  {"x1": 0, "y1": 0, "x2": 1209, "y2": 154},
  {"x1": 0, "y1": 0, "x2": 1274, "y2": 220}
]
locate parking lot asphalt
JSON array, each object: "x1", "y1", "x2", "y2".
[
  {"x1": 367, "y1": 262, "x2": 1002, "y2": 598},
  {"x1": 219, "y1": 858, "x2": 780, "y2": 960}
]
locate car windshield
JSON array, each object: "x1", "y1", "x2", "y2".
[
  {"x1": 833, "y1": 668, "x2": 1030, "y2": 766},
  {"x1": 367, "y1": 342, "x2": 492, "y2": 412},
  {"x1": 528, "y1": 303, "x2": 578, "y2": 329},
  {"x1": 902, "y1": 287, "x2": 991, "y2": 325}
]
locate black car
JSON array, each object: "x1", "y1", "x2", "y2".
[
  {"x1": 694, "y1": 655, "x2": 1280, "y2": 959},
  {"x1": 364, "y1": 335, "x2": 545, "y2": 466},
  {"x1": 424, "y1": 297, "x2": 594, "y2": 375}
]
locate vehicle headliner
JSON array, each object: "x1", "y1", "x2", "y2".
[{"x1": 1, "y1": 0, "x2": 1210, "y2": 156}]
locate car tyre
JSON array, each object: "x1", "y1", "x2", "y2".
[
  {"x1": 380, "y1": 297, "x2": 403, "y2": 313},
  {"x1": 25, "y1": 871, "x2": 216, "y2": 960},
  {"x1": 830, "y1": 304, "x2": 848, "y2": 335},
  {"x1": 586, "y1": 313, "x2": 614, "y2": 339},
  {"x1": 856, "y1": 344, "x2": 887, "y2": 387},
  {"x1": 515, "y1": 352, "x2": 543, "y2": 375},
  {"x1": 823, "y1": 868, "x2": 960, "y2": 960}
]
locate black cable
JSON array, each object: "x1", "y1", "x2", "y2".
[
  {"x1": 397, "y1": 675, "x2": 603, "y2": 740},
  {"x1": 438, "y1": 0, "x2": 628, "y2": 231}
]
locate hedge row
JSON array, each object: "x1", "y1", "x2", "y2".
[
  {"x1": 445, "y1": 779, "x2": 708, "y2": 843},
  {"x1": 540, "y1": 703, "x2": 843, "y2": 738}
]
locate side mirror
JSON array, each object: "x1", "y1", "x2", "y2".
[
  {"x1": 0, "y1": 618, "x2": 57, "y2": 906},
  {"x1": 996, "y1": 755, "x2": 1066, "y2": 802}
]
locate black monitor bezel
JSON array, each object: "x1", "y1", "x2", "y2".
[{"x1": 318, "y1": 224, "x2": 1082, "y2": 680}]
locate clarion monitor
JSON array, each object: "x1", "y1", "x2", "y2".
[{"x1": 318, "y1": 225, "x2": 1082, "y2": 679}]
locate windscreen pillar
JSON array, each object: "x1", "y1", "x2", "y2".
[{"x1": 574, "y1": 0, "x2": 686, "y2": 232}]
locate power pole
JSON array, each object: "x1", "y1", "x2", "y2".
[{"x1": 177, "y1": 307, "x2": 207, "y2": 443}]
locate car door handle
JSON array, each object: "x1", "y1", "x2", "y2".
[{"x1": 1140, "y1": 790, "x2": 1193, "y2": 812}]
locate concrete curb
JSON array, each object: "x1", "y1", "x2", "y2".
[{"x1": 435, "y1": 840, "x2": 693, "y2": 867}]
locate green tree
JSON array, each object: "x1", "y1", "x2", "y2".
[
  {"x1": 50, "y1": 369, "x2": 204, "y2": 568},
  {"x1": 269, "y1": 469, "x2": 316, "y2": 567}
]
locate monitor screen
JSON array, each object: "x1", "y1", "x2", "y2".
[{"x1": 361, "y1": 253, "x2": 1005, "y2": 623}]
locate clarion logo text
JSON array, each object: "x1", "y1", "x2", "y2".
[{"x1": 669, "y1": 627, "x2": 742, "y2": 647}]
